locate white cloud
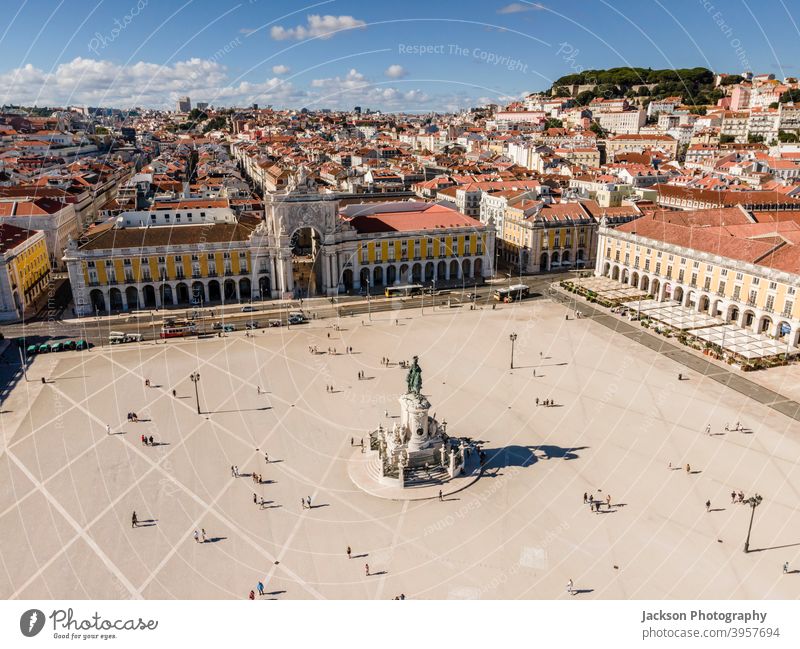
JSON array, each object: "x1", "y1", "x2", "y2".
[
  {"x1": 0, "y1": 57, "x2": 306, "y2": 108},
  {"x1": 270, "y1": 14, "x2": 366, "y2": 41},
  {"x1": 497, "y1": 2, "x2": 544, "y2": 14},
  {"x1": 311, "y1": 68, "x2": 369, "y2": 91},
  {"x1": 0, "y1": 57, "x2": 516, "y2": 112},
  {"x1": 272, "y1": 64, "x2": 291, "y2": 75},
  {"x1": 384, "y1": 64, "x2": 407, "y2": 79}
]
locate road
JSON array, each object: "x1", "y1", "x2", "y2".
[{"x1": 1, "y1": 272, "x2": 574, "y2": 346}]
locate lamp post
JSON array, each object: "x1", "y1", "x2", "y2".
[
  {"x1": 509, "y1": 332, "x2": 517, "y2": 370},
  {"x1": 743, "y1": 493, "x2": 763, "y2": 553},
  {"x1": 190, "y1": 371, "x2": 201, "y2": 415},
  {"x1": 366, "y1": 277, "x2": 371, "y2": 321}
]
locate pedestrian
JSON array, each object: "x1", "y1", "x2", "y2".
[
  {"x1": 686, "y1": 463, "x2": 691, "y2": 474},
  {"x1": 257, "y1": 385, "x2": 262, "y2": 394},
  {"x1": 735, "y1": 421, "x2": 741, "y2": 432},
  {"x1": 533, "y1": 369, "x2": 536, "y2": 377},
  {"x1": 583, "y1": 492, "x2": 587, "y2": 504},
  {"x1": 705, "y1": 424, "x2": 711, "y2": 435},
  {"x1": 301, "y1": 497, "x2": 305, "y2": 510},
  {"x1": 705, "y1": 500, "x2": 711, "y2": 512},
  {"x1": 307, "y1": 495, "x2": 312, "y2": 509},
  {"x1": 606, "y1": 494, "x2": 611, "y2": 508},
  {"x1": 148, "y1": 435, "x2": 153, "y2": 446},
  {"x1": 253, "y1": 493, "x2": 257, "y2": 505},
  {"x1": 566, "y1": 579, "x2": 574, "y2": 596},
  {"x1": 347, "y1": 546, "x2": 352, "y2": 559},
  {"x1": 731, "y1": 491, "x2": 736, "y2": 503},
  {"x1": 234, "y1": 465, "x2": 239, "y2": 477},
  {"x1": 249, "y1": 590, "x2": 255, "y2": 600},
  {"x1": 438, "y1": 489, "x2": 443, "y2": 502},
  {"x1": 131, "y1": 511, "x2": 138, "y2": 528},
  {"x1": 257, "y1": 581, "x2": 265, "y2": 596},
  {"x1": 783, "y1": 561, "x2": 789, "y2": 574},
  {"x1": 724, "y1": 423, "x2": 729, "y2": 432},
  {"x1": 201, "y1": 528, "x2": 206, "y2": 542},
  {"x1": 535, "y1": 397, "x2": 539, "y2": 406},
  {"x1": 172, "y1": 389, "x2": 176, "y2": 397},
  {"x1": 351, "y1": 437, "x2": 354, "y2": 446},
  {"x1": 194, "y1": 530, "x2": 199, "y2": 543},
  {"x1": 678, "y1": 373, "x2": 682, "y2": 381},
  {"x1": 231, "y1": 465, "x2": 235, "y2": 477},
  {"x1": 107, "y1": 424, "x2": 112, "y2": 435},
  {"x1": 264, "y1": 452, "x2": 269, "y2": 463},
  {"x1": 141, "y1": 434, "x2": 146, "y2": 446},
  {"x1": 145, "y1": 379, "x2": 150, "y2": 388},
  {"x1": 365, "y1": 563, "x2": 370, "y2": 577}
]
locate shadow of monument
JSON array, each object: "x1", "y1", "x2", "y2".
[{"x1": 482, "y1": 444, "x2": 588, "y2": 473}]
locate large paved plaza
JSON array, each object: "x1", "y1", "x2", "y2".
[{"x1": 1, "y1": 297, "x2": 799, "y2": 599}]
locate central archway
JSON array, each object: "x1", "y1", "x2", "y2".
[{"x1": 290, "y1": 226, "x2": 323, "y2": 298}]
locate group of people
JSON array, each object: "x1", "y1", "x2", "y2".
[
  {"x1": 300, "y1": 496, "x2": 313, "y2": 509},
  {"x1": 357, "y1": 370, "x2": 367, "y2": 380},
  {"x1": 583, "y1": 491, "x2": 612, "y2": 512},
  {"x1": 126, "y1": 412, "x2": 140, "y2": 422},
  {"x1": 140, "y1": 434, "x2": 155, "y2": 446},
  {"x1": 535, "y1": 398, "x2": 555, "y2": 407},
  {"x1": 192, "y1": 528, "x2": 207, "y2": 543},
  {"x1": 730, "y1": 490, "x2": 747, "y2": 503},
  {"x1": 325, "y1": 384, "x2": 336, "y2": 393}
]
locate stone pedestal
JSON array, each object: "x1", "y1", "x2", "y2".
[{"x1": 399, "y1": 392, "x2": 432, "y2": 453}]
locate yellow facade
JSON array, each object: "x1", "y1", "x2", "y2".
[
  {"x1": 11, "y1": 236, "x2": 50, "y2": 306},
  {"x1": 81, "y1": 248, "x2": 252, "y2": 285},
  {"x1": 602, "y1": 235, "x2": 800, "y2": 320},
  {"x1": 359, "y1": 234, "x2": 485, "y2": 264}
]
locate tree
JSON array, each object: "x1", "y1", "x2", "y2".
[
  {"x1": 575, "y1": 90, "x2": 596, "y2": 106},
  {"x1": 780, "y1": 88, "x2": 800, "y2": 104},
  {"x1": 589, "y1": 121, "x2": 608, "y2": 138},
  {"x1": 778, "y1": 130, "x2": 799, "y2": 143},
  {"x1": 720, "y1": 74, "x2": 744, "y2": 86},
  {"x1": 544, "y1": 118, "x2": 563, "y2": 129},
  {"x1": 719, "y1": 134, "x2": 736, "y2": 144},
  {"x1": 748, "y1": 134, "x2": 765, "y2": 144}
]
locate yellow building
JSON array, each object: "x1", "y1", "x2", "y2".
[
  {"x1": 0, "y1": 223, "x2": 50, "y2": 321},
  {"x1": 596, "y1": 207, "x2": 800, "y2": 347}
]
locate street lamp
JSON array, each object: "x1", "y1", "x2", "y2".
[
  {"x1": 366, "y1": 277, "x2": 371, "y2": 321},
  {"x1": 190, "y1": 371, "x2": 202, "y2": 414},
  {"x1": 509, "y1": 332, "x2": 517, "y2": 370},
  {"x1": 743, "y1": 493, "x2": 763, "y2": 553}
]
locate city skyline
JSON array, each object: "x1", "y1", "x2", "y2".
[{"x1": 1, "y1": 0, "x2": 799, "y2": 111}]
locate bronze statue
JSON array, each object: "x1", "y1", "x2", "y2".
[{"x1": 406, "y1": 355, "x2": 422, "y2": 394}]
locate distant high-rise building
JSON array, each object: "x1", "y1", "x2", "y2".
[
  {"x1": 354, "y1": 106, "x2": 362, "y2": 115},
  {"x1": 196, "y1": 102, "x2": 208, "y2": 111},
  {"x1": 177, "y1": 96, "x2": 191, "y2": 112}
]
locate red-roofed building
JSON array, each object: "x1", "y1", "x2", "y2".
[{"x1": 596, "y1": 206, "x2": 800, "y2": 347}]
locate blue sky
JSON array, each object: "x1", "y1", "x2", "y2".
[{"x1": 1, "y1": 0, "x2": 799, "y2": 111}]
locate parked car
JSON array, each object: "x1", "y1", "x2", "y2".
[
  {"x1": 75, "y1": 340, "x2": 89, "y2": 351},
  {"x1": 268, "y1": 319, "x2": 282, "y2": 327},
  {"x1": 64, "y1": 340, "x2": 76, "y2": 350},
  {"x1": 26, "y1": 344, "x2": 38, "y2": 355},
  {"x1": 223, "y1": 324, "x2": 236, "y2": 332},
  {"x1": 50, "y1": 341, "x2": 64, "y2": 352},
  {"x1": 212, "y1": 322, "x2": 224, "y2": 330},
  {"x1": 288, "y1": 311, "x2": 306, "y2": 325},
  {"x1": 38, "y1": 343, "x2": 51, "y2": 353},
  {"x1": 245, "y1": 321, "x2": 259, "y2": 330},
  {"x1": 241, "y1": 305, "x2": 255, "y2": 312}
]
